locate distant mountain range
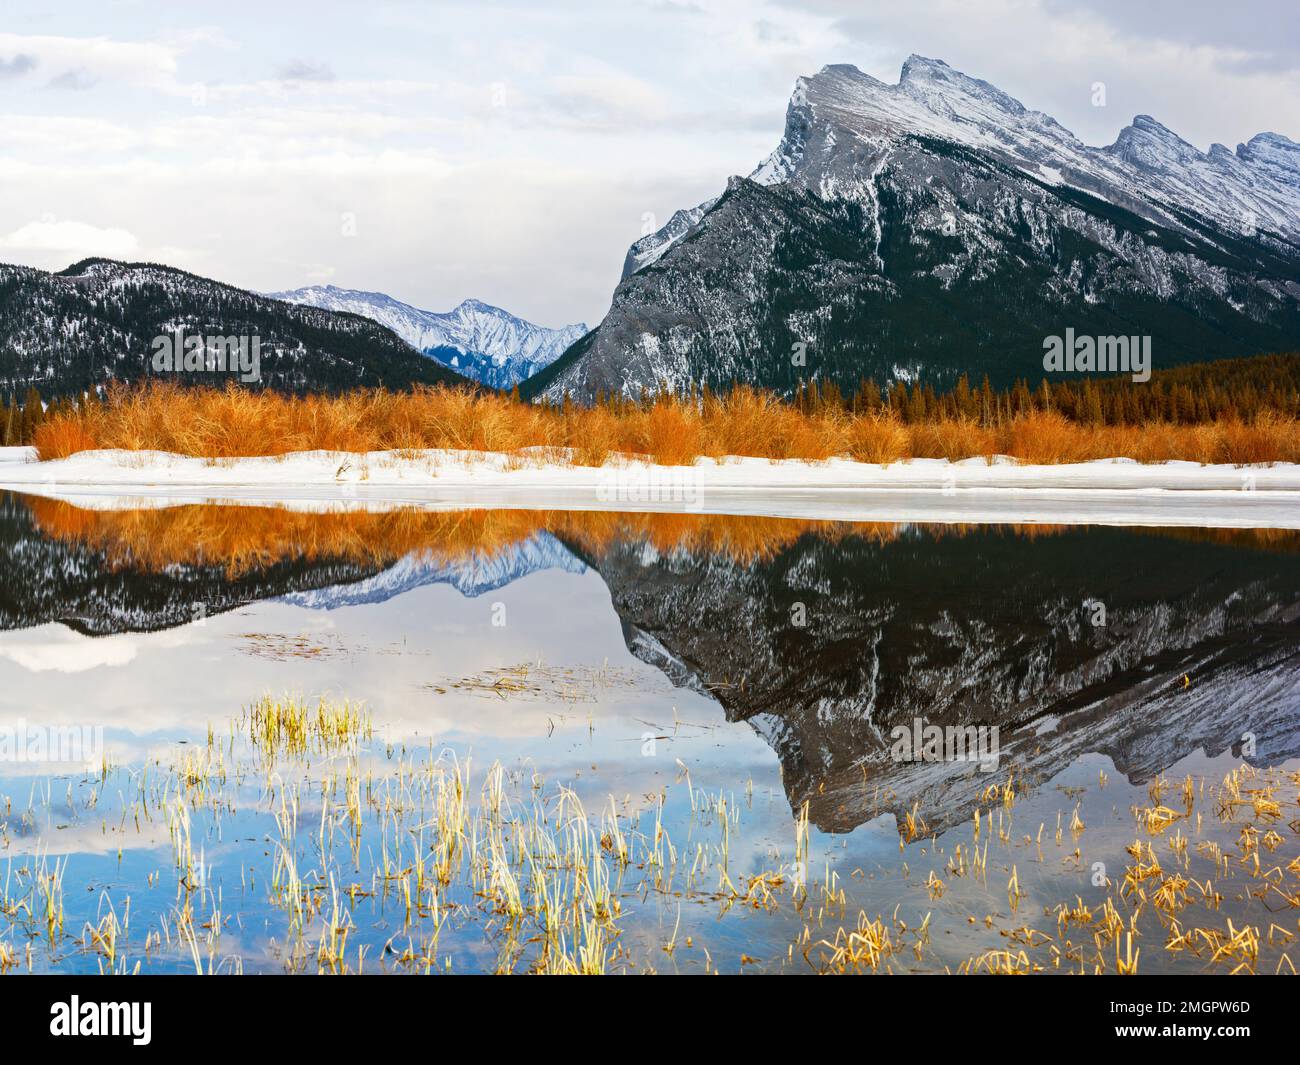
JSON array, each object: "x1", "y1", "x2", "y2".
[
  {"x1": 277, "y1": 531, "x2": 586, "y2": 609},
  {"x1": 0, "y1": 259, "x2": 582, "y2": 399},
  {"x1": 0, "y1": 258, "x2": 472, "y2": 398},
  {"x1": 268, "y1": 284, "x2": 587, "y2": 389},
  {"x1": 525, "y1": 56, "x2": 1300, "y2": 401}
]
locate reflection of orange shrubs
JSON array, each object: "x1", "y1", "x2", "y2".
[
  {"x1": 26, "y1": 498, "x2": 869, "y2": 575},
  {"x1": 24, "y1": 497, "x2": 1300, "y2": 577},
  {"x1": 32, "y1": 381, "x2": 1300, "y2": 466},
  {"x1": 27, "y1": 498, "x2": 551, "y2": 576}
]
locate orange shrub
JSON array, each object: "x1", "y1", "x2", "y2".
[
  {"x1": 845, "y1": 414, "x2": 910, "y2": 464},
  {"x1": 1215, "y1": 414, "x2": 1293, "y2": 465},
  {"x1": 1001, "y1": 411, "x2": 1096, "y2": 465},
  {"x1": 701, "y1": 386, "x2": 782, "y2": 457},
  {"x1": 910, "y1": 418, "x2": 997, "y2": 461},
  {"x1": 638, "y1": 400, "x2": 704, "y2": 465},
  {"x1": 32, "y1": 416, "x2": 100, "y2": 460},
  {"x1": 566, "y1": 403, "x2": 623, "y2": 466}
]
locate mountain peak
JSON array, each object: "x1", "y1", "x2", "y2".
[
  {"x1": 793, "y1": 62, "x2": 885, "y2": 110},
  {"x1": 1246, "y1": 131, "x2": 1298, "y2": 149},
  {"x1": 816, "y1": 62, "x2": 866, "y2": 78},
  {"x1": 633, "y1": 52, "x2": 1300, "y2": 294},
  {"x1": 452, "y1": 297, "x2": 504, "y2": 315},
  {"x1": 3, "y1": 262, "x2": 469, "y2": 397},
  {"x1": 899, "y1": 54, "x2": 949, "y2": 80},
  {"x1": 272, "y1": 285, "x2": 586, "y2": 389},
  {"x1": 898, "y1": 54, "x2": 1028, "y2": 117},
  {"x1": 1130, "y1": 114, "x2": 1179, "y2": 137},
  {"x1": 1108, "y1": 114, "x2": 1202, "y2": 169},
  {"x1": 1238, "y1": 131, "x2": 1300, "y2": 183}
]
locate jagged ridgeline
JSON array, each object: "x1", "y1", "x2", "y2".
[
  {"x1": 527, "y1": 59, "x2": 1300, "y2": 401},
  {"x1": 0, "y1": 258, "x2": 475, "y2": 398}
]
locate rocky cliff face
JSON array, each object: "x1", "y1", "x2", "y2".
[{"x1": 528, "y1": 58, "x2": 1300, "y2": 401}]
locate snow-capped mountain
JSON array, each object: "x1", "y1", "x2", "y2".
[
  {"x1": 268, "y1": 284, "x2": 587, "y2": 390},
  {"x1": 277, "y1": 532, "x2": 586, "y2": 610},
  {"x1": 740, "y1": 57, "x2": 1300, "y2": 248},
  {"x1": 0, "y1": 258, "x2": 471, "y2": 398},
  {"x1": 527, "y1": 57, "x2": 1300, "y2": 401}
]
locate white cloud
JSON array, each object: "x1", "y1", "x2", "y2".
[
  {"x1": 0, "y1": 625, "x2": 140, "y2": 672},
  {"x1": 0, "y1": 217, "x2": 140, "y2": 260},
  {"x1": 0, "y1": 31, "x2": 182, "y2": 92},
  {"x1": 0, "y1": 114, "x2": 140, "y2": 153},
  {"x1": 542, "y1": 72, "x2": 673, "y2": 128}
]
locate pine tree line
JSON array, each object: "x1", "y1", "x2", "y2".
[
  {"x1": 1, "y1": 388, "x2": 100, "y2": 445},
  {"x1": 801, "y1": 351, "x2": 1300, "y2": 425},
  {"x1": 569, "y1": 352, "x2": 1300, "y2": 426}
]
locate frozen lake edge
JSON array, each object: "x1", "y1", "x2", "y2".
[{"x1": 2, "y1": 447, "x2": 1298, "y2": 528}]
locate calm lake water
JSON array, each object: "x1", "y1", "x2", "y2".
[{"x1": 1, "y1": 491, "x2": 1298, "y2": 974}]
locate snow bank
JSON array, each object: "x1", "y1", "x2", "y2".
[{"x1": 1, "y1": 447, "x2": 1297, "y2": 528}]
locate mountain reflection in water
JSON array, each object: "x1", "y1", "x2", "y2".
[{"x1": 5, "y1": 492, "x2": 1299, "y2": 835}]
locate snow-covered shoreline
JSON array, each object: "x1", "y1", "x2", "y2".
[{"x1": 2, "y1": 446, "x2": 1298, "y2": 528}]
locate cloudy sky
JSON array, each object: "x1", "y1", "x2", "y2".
[{"x1": 1, "y1": 0, "x2": 1296, "y2": 327}]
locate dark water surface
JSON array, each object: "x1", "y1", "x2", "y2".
[{"x1": 1, "y1": 492, "x2": 1297, "y2": 974}]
